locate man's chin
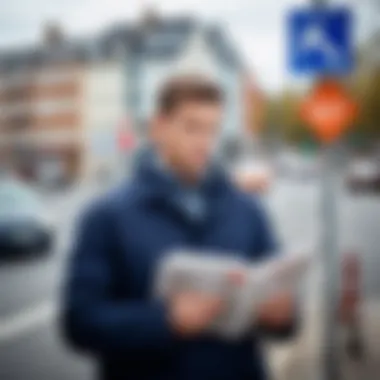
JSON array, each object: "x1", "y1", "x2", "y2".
[{"x1": 183, "y1": 164, "x2": 208, "y2": 181}]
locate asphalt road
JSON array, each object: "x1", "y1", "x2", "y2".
[{"x1": 0, "y1": 177, "x2": 379, "y2": 380}]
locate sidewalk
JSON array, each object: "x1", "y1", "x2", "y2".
[
  {"x1": 278, "y1": 300, "x2": 380, "y2": 380},
  {"x1": 268, "y1": 266, "x2": 380, "y2": 380}
]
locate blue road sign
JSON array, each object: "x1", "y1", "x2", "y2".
[{"x1": 288, "y1": 7, "x2": 353, "y2": 75}]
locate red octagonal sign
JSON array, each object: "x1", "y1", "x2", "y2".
[{"x1": 300, "y1": 80, "x2": 357, "y2": 143}]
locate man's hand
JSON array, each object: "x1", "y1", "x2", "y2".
[
  {"x1": 168, "y1": 292, "x2": 223, "y2": 337},
  {"x1": 234, "y1": 168, "x2": 271, "y2": 193},
  {"x1": 257, "y1": 292, "x2": 295, "y2": 328}
]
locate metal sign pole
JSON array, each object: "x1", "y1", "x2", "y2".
[
  {"x1": 320, "y1": 144, "x2": 341, "y2": 380},
  {"x1": 309, "y1": 0, "x2": 341, "y2": 378},
  {"x1": 289, "y1": 0, "x2": 354, "y2": 377}
]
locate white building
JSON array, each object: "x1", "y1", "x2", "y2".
[{"x1": 81, "y1": 60, "x2": 126, "y2": 181}]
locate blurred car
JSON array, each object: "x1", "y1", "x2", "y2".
[
  {"x1": 0, "y1": 178, "x2": 55, "y2": 256},
  {"x1": 346, "y1": 158, "x2": 380, "y2": 193}
]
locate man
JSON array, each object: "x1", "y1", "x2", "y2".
[{"x1": 62, "y1": 75, "x2": 297, "y2": 380}]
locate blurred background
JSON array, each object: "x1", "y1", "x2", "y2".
[{"x1": 0, "y1": 0, "x2": 379, "y2": 379}]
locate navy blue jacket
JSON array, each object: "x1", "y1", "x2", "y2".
[{"x1": 62, "y1": 156, "x2": 295, "y2": 380}]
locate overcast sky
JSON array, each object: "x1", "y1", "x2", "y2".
[{"x1": 0, "y1": 0, "x2": 377, "y2": 93}]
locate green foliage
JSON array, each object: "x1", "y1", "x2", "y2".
[
  {"x1": 263, "y1": 88, "x2": 313, "y2": 145},
  {"x1": 353, "y1": 68, "x2": 380, "y2": 139}
]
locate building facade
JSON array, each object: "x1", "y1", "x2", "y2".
[
  {"x1": 0, "y1": 62, "x2": 84, "y2": 184},
  {"x1": 0, "y1": 14, "x2": 259, "y2": 184},
  {"x1": 0, "y1": 27, "x2": 127, "y2": 185}
]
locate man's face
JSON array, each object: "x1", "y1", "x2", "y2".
[{"x1": 154, "y1": 101, "x2": 223, "y2": 177}]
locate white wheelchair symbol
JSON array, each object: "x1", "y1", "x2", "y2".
[{"x1": 300, "y1": 24, "x2": 341, "y2": 64}]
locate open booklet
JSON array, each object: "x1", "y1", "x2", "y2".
[{"x1": 153, "y1": 248, "x2": 313, "y2": 340}]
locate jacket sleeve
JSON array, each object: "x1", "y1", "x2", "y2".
[
  {"x1": 61, "y1": 198, "x2": 177, "y2": 354},
  {"x1": 250, "y1": 197, "x2": 300, "y2": 340}
]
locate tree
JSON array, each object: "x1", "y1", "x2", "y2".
[{"x1": 263, "y1": 89, "x2": 315, "y2": 145}]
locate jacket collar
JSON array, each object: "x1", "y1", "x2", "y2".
[{"x1": 131, "y1": 145, "x2": 231, "y2": 210}]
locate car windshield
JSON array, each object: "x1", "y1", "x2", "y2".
[{"x1": 0, "y1": 182, "x2": 40, "y2": 217}]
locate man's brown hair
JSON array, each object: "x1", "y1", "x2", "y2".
[{"x1": 157, "y1": 75, "x2": 224, "y2": 115}]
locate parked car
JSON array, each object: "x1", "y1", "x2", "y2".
[
  {"x1": 346, "y1": 158, "x2": 380, "y2": 193},
  {"x1": 0, "y1": 178, "x2": 55, "y2": 257}
]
